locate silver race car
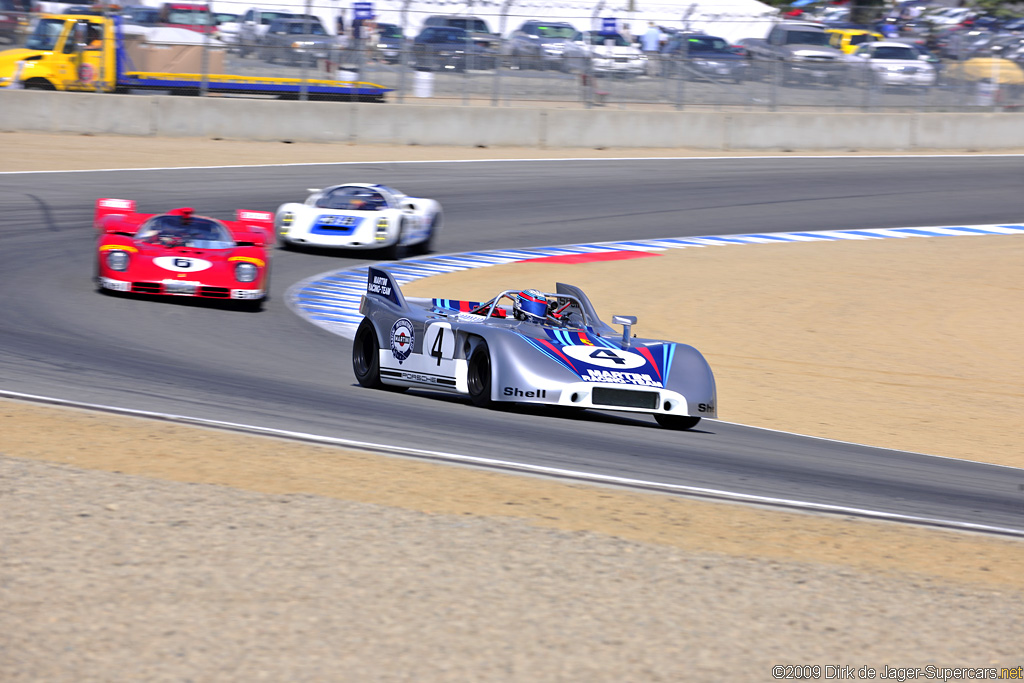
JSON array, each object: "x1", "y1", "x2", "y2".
[
  {"x1": 352, "y1": 267, "x2": 717, "y2": 430},
  {"x1": 275, "y1": 184, "x2": 442, "y2": 258}
]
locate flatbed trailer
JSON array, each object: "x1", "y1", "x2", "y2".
[{"x1": 0, "y1": 13, "x2": 391, "y2": 102}]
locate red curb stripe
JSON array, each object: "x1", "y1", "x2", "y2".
[{"x1": 522, "y1": 250, "x2": 661, "y2": 264}]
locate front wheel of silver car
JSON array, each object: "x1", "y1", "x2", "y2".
[
  {"x1": 654, "y1": 414, "x2": 701, "y2": 430},
  {"x1": 467, "y1": 341, "x2": 493, "y2": 408}
]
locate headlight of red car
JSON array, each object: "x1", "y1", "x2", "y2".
[
  {"x1": 106, "y1": 250, "x2": 130, "y2": 271},
  {"x1": 235, "y1": 262, "x2": 258, "y2": 283}
]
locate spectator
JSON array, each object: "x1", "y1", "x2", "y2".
[{"x1": 640, "y1": 21, "x2": 664, "y2": 74}]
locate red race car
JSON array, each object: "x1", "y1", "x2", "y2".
[{"x1": 94, "y1": 198, "x2": 273, "y2": 310}]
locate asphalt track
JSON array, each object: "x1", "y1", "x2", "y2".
[{"x1": 3, "y1": 156, "x2": 1024, "y2": 532}]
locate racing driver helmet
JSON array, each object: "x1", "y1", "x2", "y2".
[{"x1": 514, "y1": 289, "x2": 548, "y2": 323}]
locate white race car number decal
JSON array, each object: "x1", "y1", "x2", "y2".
[
  {"x1": 562, "y1": 344, "x2": 647, "y2": 369},
  {"x1": 153, "y1": 256, "x2": 212, "y2": 273}
]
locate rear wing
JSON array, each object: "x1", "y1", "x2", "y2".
[
  {"x1": 235, "y1": 209, "x2": 274, "y2": 242},
  {"x1": 360, "y1": 266, "x2": 407, "y2": 312},
  {"x1": 94, "y1": 198, "x2": 136, "y2": 229}
]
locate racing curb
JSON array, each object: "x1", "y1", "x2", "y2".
[{"x1": 286, "y1": 222, "x2": 1024, "y2": 340}]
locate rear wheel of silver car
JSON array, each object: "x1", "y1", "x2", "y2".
[
  {"x1": 353, "y1": 318, "x2": 386, "y2": 389},
  {"x1": 467, "y1": 341, "x2": 493, "y2": 408},
  {"x1": 654, "y1": 414, "x2": 701, "y2": 431}
]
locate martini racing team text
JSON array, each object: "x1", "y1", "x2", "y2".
[{"x1": 771, "y1": 665, "x2": 1022, "y2": 681}]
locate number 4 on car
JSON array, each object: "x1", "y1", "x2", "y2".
[{"x1": 352, "y1": 267, "x2": 717, "y2": 430}]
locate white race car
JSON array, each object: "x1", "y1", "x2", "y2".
[{"x1": 275, "y1": 184, "x2": 442, "y2": 258}]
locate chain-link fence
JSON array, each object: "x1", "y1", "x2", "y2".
[
  {"x1": 6, "y1": 6, "x2": 1024, "y2": 112},
  {"x1": 140, "y1": 37, "x2": 1024, "y2": 111}
]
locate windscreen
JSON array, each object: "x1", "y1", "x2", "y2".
[
  {"x1": 785, "y1": 30, "x2": 829, "y2": 46},
  {"x1": 137, "y1": 215, "x2": 234, "y2": 249},
  {"x1": 25, "y1": 18, "x2": 65, "y2": 51},
  {"x1": 535, "y1": 25, "x2": 575, "y2": 39}
]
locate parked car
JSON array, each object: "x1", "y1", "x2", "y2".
[
  {"x1": 660, "y1": 33, "x2": 750, "y2": 82},
  {"x1": 236, "y1": 7, "x2": 295, "y2": 56},
  {"x1": 0, "y1": 0, "x2": 30, "y2": 46},
  {"x1": 826, "y1": 27, "x2": 884, "y2": 54},
  {"x1": 119, "y1": 4, "x2": 161, "y2": 27},
  {"x1": 259, "y1": 17, "x2": 331, "y2": 65},
  {"x1": 849, "y1": 41, "x2": 938, "y2": 88},
  {"x1": 743, "y1": 21, "x2": 846, "y2": 86},
  {"x1": 158, "y1": 2, "x2": 216, "y2": 35},
  {"x1": 573, "y1": 31, "x2": 646, "y2": 78},
  {"x1": 409, "y1": 25, "x2": 498, "y2": 72},
  {"x1": 213, "y1": 11, "x2": 240, "y2": 48},
  {"x1": 372, "y1": 22, "x2": 403, "y2": 64},
  {"x1": 506, "y1": 20, "x2": 584, "y2": 71},
  {"x1": 422, "y1": 14, "x2": 501, "y2": 52}
]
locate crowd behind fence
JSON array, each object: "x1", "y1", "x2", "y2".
[{"x1": 3, "y1": 4, "x2": 1023, "y2": 112}]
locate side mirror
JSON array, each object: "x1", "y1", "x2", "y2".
[{"x1": 612, "y1": 315, "x2": 637, "y2": 347}]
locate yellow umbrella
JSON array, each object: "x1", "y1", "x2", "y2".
[{"x1": 950, "y1": 57, "x2": 1024, "y2": 85}]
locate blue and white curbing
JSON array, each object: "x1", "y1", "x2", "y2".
[{"x1": 286, "y1": 223, "x2": 1024, "y2": 339}]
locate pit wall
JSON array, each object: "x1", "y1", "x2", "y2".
[{"x1": 1, "y1": 89, "x2": 1020, "y2": 151}]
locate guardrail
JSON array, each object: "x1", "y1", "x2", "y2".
[{"x1": 4, "y1": 87, "x2": 1024, "y2": 151}]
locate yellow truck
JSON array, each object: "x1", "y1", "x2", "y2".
[{"x1": 0, "y1": 13, "x2": 390, "y2": 100}]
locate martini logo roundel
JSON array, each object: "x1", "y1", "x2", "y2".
[{"x1": 390, "y1": 318, "x2": 414, "y2": 364}]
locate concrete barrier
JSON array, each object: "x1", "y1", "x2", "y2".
[{"x1": 3, "y1": 89, "x2": 1024, "y2": 151}]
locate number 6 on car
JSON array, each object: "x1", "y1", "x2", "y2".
[{"x1": 352, "y1": 267, "x2": 717, "y2": 430}]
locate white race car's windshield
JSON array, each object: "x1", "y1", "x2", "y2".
[
  {"x1": 316, "y1": 187, "x2": 387, "y2": 211},
  {"x1": 137, "y1": 215, "x2": 235, "y2": 249}
]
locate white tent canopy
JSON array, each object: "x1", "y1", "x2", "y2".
[{"x1": 206, "y1": 0, "x2": 780, "y2": 45}]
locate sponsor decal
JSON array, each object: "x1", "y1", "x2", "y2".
[
  {"x1": 98, "y1": 199, "x2": 134, "y2": 210},
  {"x1": 231, "y1": 289, "x2": 264, "y2": 300},
  {"x1": 562, "y1": 344, "x2": 647, "y2": 370},
  {"x1": 456, "y1": 312, "x2": 486, "y2": 322},
  {"x1": 99, "y1": 244, "x2": 138, "y2": 253},
  {"x1": 78, "y1": 63, "x2": 96, "y2": 83},
  {"x1": 318, "y1": 215, "x2": 357, "y2": 227},
  {"x1": 389, "y1": 318, "x2": 414, "y2": 364},
  {"x1": 228, "y1": 255, "x2": 265, "y2": 268},
  {"x1": 239, "y1": 211, "x2": 272, "y2": 221},
  {"x1": 502, "y1": 387, "x2": 548, "y2": 398},
  {"x1": 698, "y1": 402, "x2": 715, "y2": 413},
  {"x1": 582, "y1": 369, "x2": 661, "y2": 387},
  {"x1": 366, "y1": 267, "x2": 401, "y2": 306},
  {"x1": 152, "y1": 256, "x2": 212, "y2": 273},
  {"x1": 99, "y1": 277, "x2": 130, "y2": 292}
]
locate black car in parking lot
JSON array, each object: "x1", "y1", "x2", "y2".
[
  {"x1": 410, "y1": 25, "x2": 498, "y2": 71},
  {"x1": 506, "y1": 20, "x2": 584, "y2": 71},
  {"x1": 373, "y1": 22, "x2": 404, "y2": 64},
  {"x1": 260, "y1": 17, "x2": 333, "y2": 65},
  {"x1": 660, "y1": 33, "x2": 751, "y2": 82}
]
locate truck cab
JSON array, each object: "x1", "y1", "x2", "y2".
[{"x1": 0, "y1": 14, "x2": 116, "y2": 91}]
